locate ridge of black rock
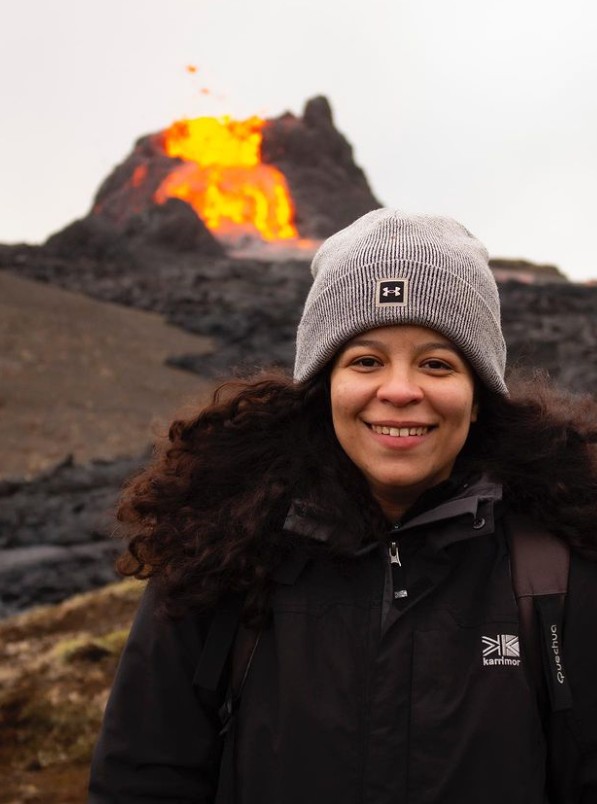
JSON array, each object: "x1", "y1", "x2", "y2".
[
  {"x1": 2, "y1": 241, "x2": 597, "y2": 393},
  {"x1": 0, "y1": 245, "x2": 313, "y2": 377},
  {"x1": 261, "y1": 96, "x2": 382, "y2": 238},
  {"x1": 0, "y1": 453, "x2": 147, "y2": 618}
]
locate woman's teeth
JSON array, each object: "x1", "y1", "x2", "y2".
[{"x1": 370, "y1": 425, "x2": 430, "y2": 437}]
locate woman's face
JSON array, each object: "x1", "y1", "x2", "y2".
[{"x1": 330, "y1": 324, "x2": 477, "y2": 521}]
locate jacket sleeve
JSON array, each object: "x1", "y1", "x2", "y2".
[
  {"x1": 548, "y1": 551, "x2": 597, "y2": 803},
  {"x1": 88, "y1": 584, "x2": 223, "y2": 803}
]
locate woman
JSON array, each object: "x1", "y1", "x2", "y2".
[{"x1": 89, "y1": 210, "x2": 597, "y2": 803}]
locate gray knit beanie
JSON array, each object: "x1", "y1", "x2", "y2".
[{"x1": 294, "y1": 209, "x2": 507, "y2": 395}]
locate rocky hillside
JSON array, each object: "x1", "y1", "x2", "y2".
[
  {"x1": 0, "y1": 580, "x2": 144, "y2": 804},
  {"x1": 0, "y1": 270, "x2": 222, "y2": 620}
]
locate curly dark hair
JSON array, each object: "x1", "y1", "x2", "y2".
[
  {"x1": 466, "y1": 371, "x2": 597, "y2": 557},
  {"x1": 116, "y1": 371, "x2": 381, "y2": 622},
  {"x1": 116, "y1": 367, "x2": 597, "y2": 621}
]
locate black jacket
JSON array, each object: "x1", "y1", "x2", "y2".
[{"x1": 88, "y1": 477, "x2": 597, "y2": 803}]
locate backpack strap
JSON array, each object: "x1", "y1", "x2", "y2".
[
  {"x1": 193, "y1": 595, "x2": 245, "y2": 693},
  {"x1": 218, "y1": 624, "x2": 261, "y2": 734},
  {"x1": 507, "y1": 515, "x2": 572, "y2": 712},
  {"x1": 214, "y1": 619, "x2": 260, "y2": 804},
  {"x1": 192, "y1": 596, "x2": 261, "y2": 804},
  {"x1": 204, "y1": 545, "x2": 307, "y2": 802}
]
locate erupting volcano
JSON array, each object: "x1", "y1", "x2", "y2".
[
  {"x1": 155, "y1": 115, "x2": 298, "y2": 242},
  {"x1": 59, "y1": 96, "x2": 380, "y2": 256}
]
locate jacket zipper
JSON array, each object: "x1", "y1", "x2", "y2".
[{"x1": 389, "y1": 540, "x2": 408, "y2": 600}]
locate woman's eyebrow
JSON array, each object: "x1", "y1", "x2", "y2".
[
  {"x1": 341, "y1": 338, "x2": 385, "y2": 351},
  {"x1": 414, "y1": 342, "x2": 461, "y2": 355}
]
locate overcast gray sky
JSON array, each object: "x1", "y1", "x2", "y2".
[{"x1": 2, "y1": 0, "x2": 596, "y2": 280}]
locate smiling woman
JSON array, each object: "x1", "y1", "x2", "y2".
[
  {"x1": 89, "y1": 210, "x2": 597, "y2": 804},
  {"x1": 330, "y1": 325, "x2": 477, "y2": 521}
]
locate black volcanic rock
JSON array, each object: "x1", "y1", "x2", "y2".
[
  {"x1": 0, "y1": 453, "x2": 144, "y2": 551},
  {"x1": 261, "y1": 96, "x2": 382, "y2": 238},
  {"x1": 45, "y1": 130, "x2": 225, "y2": 260},
  {"x1": 499, "y1": 280, "x2": 597, "y2": 391},
  {"x1": 124, "y1": 198, "x2": 225, "y2": 255},
  {"x1": 45, "y1": 216, "x2": 132, "y2": 262},
  {"x1": 489, "y1": 257, "x2": 567, "y2": 283},
  {"x1": 46, "y1": 200, "x2": 225, "y2": 260},
  {"x1": 3, "y1": 240, "x2": 597, "y2": 394},
  {"x1": 92, "y1": 132, "x2": 178, "y2": 224},
  {"x1": 0, "y1": 453, "x2": 145, "y2": 617},
  {"x1": 0, "y1": 542, "x2": 121, "y2": 618}
]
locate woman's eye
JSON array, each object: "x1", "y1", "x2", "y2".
[
  {"x1": 423, "y1": 359, "x2": 452, "y2": 371},
  {"x1": 351, "y1": 356, "x2": 380, "y2": 368}
]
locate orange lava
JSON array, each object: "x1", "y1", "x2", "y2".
[
  {"x1": 155, "y1": 115, "x2": 297, "y2": 241},
  {"x1": 131, "y1": 164, "x2": 148, "y2": 187}
]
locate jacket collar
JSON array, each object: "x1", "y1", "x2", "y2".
[
  {"x1": 282, "y1": 474, "x2": 503, "y2": 554},
  {"x1": 396, "y1": 474, "x2": 502, "y2": 547}
]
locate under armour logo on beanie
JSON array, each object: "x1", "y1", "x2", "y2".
[
  {"x1": 376, "y1": 279, "x2": 408, "y2": 306},
  {"x1": 293, "y1": 208, "x2": 507, "y2": 395}
]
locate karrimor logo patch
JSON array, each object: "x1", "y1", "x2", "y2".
[
  {"x1": 482, "y1": 634, "x2": 521, "y2": 667},
  {"x1": 376, "y1": 278, "x2": 408, "y2": 307}
]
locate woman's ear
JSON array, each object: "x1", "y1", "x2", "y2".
[
  {"x1": 470, "y1": 400, "x2": 479, "y2": 423},
  {"x1": 469, "y1": 376, "x2": 481, "y2": 424}
]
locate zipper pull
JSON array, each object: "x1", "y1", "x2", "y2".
[{"x1": 389, "y1": 541, "x2": 408, "y2": 600}]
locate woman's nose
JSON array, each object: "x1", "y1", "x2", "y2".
[{"x1": 376, "y1": 369, "x2": 424, "y2": 406}]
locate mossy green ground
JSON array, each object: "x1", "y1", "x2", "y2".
[{"x1": 0, "y1": 580, "x2": 144, "y2": 804}]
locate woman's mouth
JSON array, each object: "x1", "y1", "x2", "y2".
[{"x1": 369, "y1": 424, "x2": 434, "y2": 438}]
